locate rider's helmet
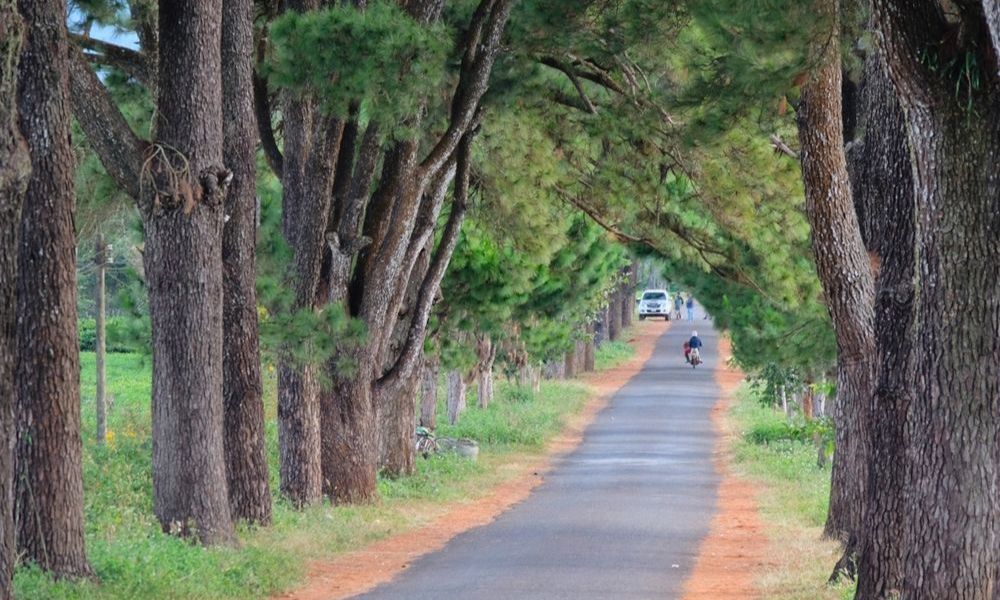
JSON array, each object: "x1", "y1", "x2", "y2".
[{"x1": 692, "y1": 330, "x2": 698, "y2": 336}]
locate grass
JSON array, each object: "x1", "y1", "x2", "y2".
[
  {"x1": 593, "y1": 338, "x2": 634, "y2": 371},
  {"x1": 15, "y1": 341, "x2": 632, "y2": 599},
  {"x1": 727, "y1": 386, "x2": 856, "y2": 600}
]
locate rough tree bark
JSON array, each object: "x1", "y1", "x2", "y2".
[
  {"x1": 871, "y1": 2, "x2": 1000, "y2": 596},
  {"x1": 419, "y1": 357, "x2": 438, "y2": 429},
  {"x1": 221, "y1": 0, "x2": 271, "y2": 526},
  {"x1": 476, "y1": 336, "x2": 495, "y2": 409},
  {"x1": 0, "y1": 4, "x2": 29, "y2": 596},
  {"x1": 583, "y1": 323, "x2": 596, "y2": 372},
  {"x1": 13, "y1": 0, "x2": 93, "y2": 576},
  {"x1": 446, "y1": 370, "x2": 467, "y2": 426},
  {"x1": 376, "y1": 157, "x2": 460, "y2": 477},
  {"x1": 796, "y1": 0, "x2": 876, "y2": 576},
  {"x1": 621, "y1": 263, "x2": 635, "y2": 328},
  {"x1": 594, "y1": 310, "x2": 607, "y2": 348},
  {"x1": 95, "y1": 234, "x2": 108, "y2": 446},
  {"x1": 608, "y1": 295, "x2": 622, "y2": 342},
  {"x1": 144, "y1": 0, "x2": 235, "y2": 544},
  {"x1": 851, "y1": 49, "x2": 915, "y2": 600},
  {"x1": 564, "y1": 343, "x2": 577, "y2": 378}
]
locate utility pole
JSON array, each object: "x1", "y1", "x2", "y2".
[{"x1": 94, "y1": 233, "x2": 107, "y2": 445}]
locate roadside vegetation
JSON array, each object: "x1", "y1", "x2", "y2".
[
  {"x1": 728, "y1": 386, "x2": 854, "y2": 600},
  {"x1": 14, "y1": 341, "x2": 635, "y2": 600}
]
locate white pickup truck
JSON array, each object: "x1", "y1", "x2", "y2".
[{"x1": 638, "y1": 289, "x2": 671, "y2": 321}]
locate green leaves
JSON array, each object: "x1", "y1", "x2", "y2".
[{"x1": 266, "y1": 1, "x2": 452, "y2": 129}]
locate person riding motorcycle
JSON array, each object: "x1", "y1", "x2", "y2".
[{"x1": 685, "y1": 331, "x2": 703, "y2": 364}]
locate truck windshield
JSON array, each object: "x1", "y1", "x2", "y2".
[{"x1": 642, "y1": 292, "x2": 667, "y2": 301}]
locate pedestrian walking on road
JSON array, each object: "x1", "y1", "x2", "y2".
[
  {"x1": 673, "y1": 294, "x2": 683, "y2": 320},
  {"x1": 686, "y1": 296, "x2": 695, "y2": 321}
]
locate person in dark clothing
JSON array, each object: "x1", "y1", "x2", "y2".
[
  {"x1": 688, "y1": 331, "x2": 703, "y2": 350},
  {"x1": 685, "y1": 331, "x2": 703, "y2": 363}
]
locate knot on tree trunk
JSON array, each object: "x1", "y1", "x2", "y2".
[
  {"x1": 140, "y1": 143, "x2": 232, "y2": 216},
  {"x1": 326, "y1": 231, "x2": 373, "y2": 257}
]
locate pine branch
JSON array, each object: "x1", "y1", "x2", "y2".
[
  {"x1": 68, "y1": 46, "x2": 145, "y2": 199},
  {"x1": 70, "y1": 33, "x2": 154, "y2": 88},
  {"x1": 253, "y1": 72, "x2": 283, "y2": 177},
  {"x1": 379, "y1": 130, "x2": 476, "y2": 393},
  {"x1": 418, "y1": 0, "x2": 514, "y2": 180}
]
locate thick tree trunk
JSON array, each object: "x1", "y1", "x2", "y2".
[
  {"x1": 446, "y1": 370, "x2": 466, "y2": 426},
  {"x1": 800, "y1": 386, "x2": 813, "y2": 421},
  {"x1": 13, "y1": 0, "x2": 93, "y2": 576},
  {"x1": 322, "y1": 373, "x2": 378, "y2": 504},
  {"x1": 594, "y1": 312, "x2": 607, "y2": 348},
  {"x1": 0, "y1": 4, "x2": 29, "y2": 596},
  {"x1": 95, "y1": 234, "x2": 108, "y2": 446},
  {"x1": 851, "y1": 50, "x2": 915, "y2": 600},
  {"x1": 872, "y1": 3, "x2": 1000, "y2": 595},
  {"x1": 144, "y1": 0, "x2": 234, "y2": 544},
  {"x1": 278, "y1": 365, "x2": 322, "y2": 506},
  {"x1": 621, "y1": 264, "x2": 635, "y2": 328},
  {"x1": 796, "y1": 1, "x2": 876, "y2": 564},
  {"x1": 608, "y1": 296, "x2": 622, "y2": 342},
  {"x1": 583, "y1": 324, "x2": 596, "y2": 372},
  {"x1": 221, "y1": 0, "x2": 270, "y2": 526},
  {"x1": 564, "y1": 346, "x2": 577, "y2": 378},
  {"x1": 477, "y1": 365, "x2": 494, "y2": 409},
  {"x1": 419, "y1": 358, "x2": 438, "y2": 429},
  {"x1": 376, "y1": 372, "x2": 418, "y2": 478},
  {"x1": 475, "y1": 337, "x2": 495, "y2": 409}
]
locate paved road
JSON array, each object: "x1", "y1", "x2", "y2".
[{"x1": 354, "y1": 319, "x2": 721, "y2": 600}]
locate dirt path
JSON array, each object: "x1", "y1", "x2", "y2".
[
  {"x1": 276, "y1": 321, "x2": 665, "y2": 600},
  {"x1": 680, "y1": 337, "x2": 771, "y2": 600}
]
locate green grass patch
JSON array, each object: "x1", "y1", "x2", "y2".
[
  {"x1": 729, "y1": 386, "x2": 855, "y2": 600},
  {"x1": 437, "y1": 381, "x2": 590, "y2": 450},
  {"x1": 15, "y1": 351, "x2": 612, "y2": 599},
  {"x1": 594, "y1": 338, "x2": 635, "y2": 371}
]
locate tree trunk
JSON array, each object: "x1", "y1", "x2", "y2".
[
  {"x1": 95, "y1": 234, "x2": 108, "y2": 446},
  {"x1": 801, "y1": 384, "x2": 813, "y2": 421},
  {"x1": 221, "y1": 0, "x2": 270, "y2": 526},
  {"x1": 296, "y1": 0, "x2": 514, "y2": 504},
  {"x1": 476, "y1": 337, "x2": 495, "y2": 409},
  {"x1": 543, "y1": 359, "x2": 565, "y2": 380},
  {"x1": 850, "y1": 49, "x2": 915, "y2": 600},
  {"x1": 796, "y1": 0, "x2": 876, "y2": 563},
  {"x1": 376, "y1": 371, "x2": 417, "y2": 478},
  {"x1": 278, "y1": 365, "x2": 322, "y2": 506},
  {"x1": 0, "y1": 4, "x2": 30, "y2": 595},
  {"x1": 608, "y1": 297, "x2": 622, "y2": 342},
  {"x1": 871, "y1": 3, "x2": 1000, "y2": 595},
  {"x1": 621, "y1": 264, "x2": 635, "y2": 328},
  {"x1": 419, "y1": 357, "x2": 438, "y2": 429},
  {"x1": 593, "y1": 312, "x2": 607, "y2": 348},
  {"x1": 322, "y1": 372, "x2": 378, "y2": 504},
  {"x1": 564, "y1": 346, "x2": 577, "y2": 379},
  {"x1": 446, "y1": 370, "x2": 466, "y2": 426},
  {"x1": 13, "y1": 0, "x2": 93, "y2": 576},
  {"x1": 144, "y1": 0, "x2": 234, "y2": 544},
  {"x1": 583, "y1": 323, "x2": 596, "y2": 372},
  {"x1": 477, "y1": 364, "x2": 494, "y2": 409}
]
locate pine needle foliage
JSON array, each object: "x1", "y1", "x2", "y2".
[{"x1": 266, "y1": 1, "x2": 452, "y2": 129}]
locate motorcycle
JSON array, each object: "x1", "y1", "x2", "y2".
[{"x1": 689, "y1": 348, "x2": 702, "y2": 368}]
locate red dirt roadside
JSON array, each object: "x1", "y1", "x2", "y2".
[
  {"x1": 275, "y1": 321, "x2": 664, "y2": 600},
  {"x1": 680, "y1": 336, "x2": 771, "y2": 600}
]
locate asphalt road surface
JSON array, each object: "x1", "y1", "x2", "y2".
[{"x1": 354, "y1": 319, "x2": 721, "y2": 600}]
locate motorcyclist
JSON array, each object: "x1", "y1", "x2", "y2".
[{"x1": 685, "y1": 331, "x2": 703, "y2": 363}]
